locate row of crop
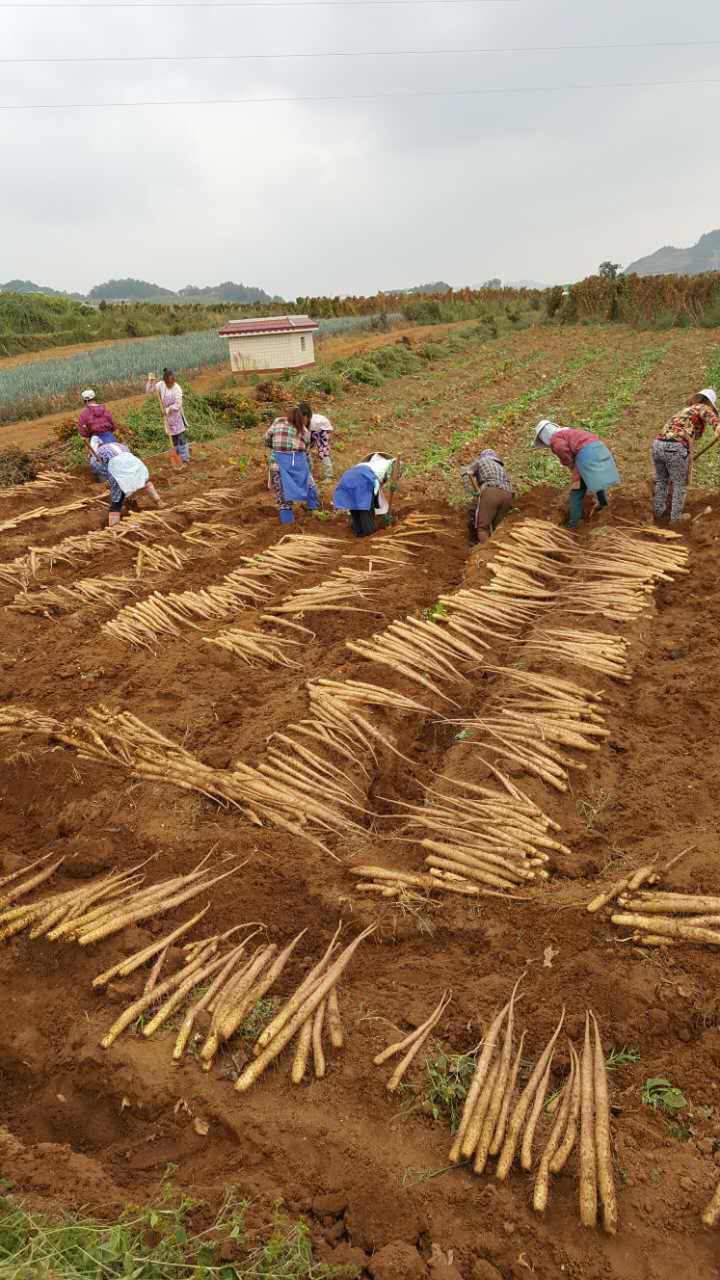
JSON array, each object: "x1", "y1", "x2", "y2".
[
  {"x1": 554, "y1": 273, "x2": 720, "y2": 329},
  {"x1": 0, "y1": 316, "x2": 406, "y2": 427}
]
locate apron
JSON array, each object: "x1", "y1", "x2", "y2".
[
  {"x1": 576, "y1": 441, "x2": 621, "y2": 492},
  {"x1": 274, "y1": 451, "x2": 313, "y2": 503},
  {"x1": 333, "y1": 464, "x2": 377, "y2": 512},
  {"x1": 107, "y1": 452, "x2": 149, "y2": 496}
]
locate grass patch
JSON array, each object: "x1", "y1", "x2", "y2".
[{"x1": 0, "y1": 1189, "x2": 358, "y2": 1279}]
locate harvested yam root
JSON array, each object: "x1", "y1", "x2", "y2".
[
  {"x1": 0, "y1": 858, "x2": 241, "y2": 949},
  {"x1": 98, "y1": 922, "x2": 369, "y2": 1086},
  {"x1": 235, "y1": 924, "x2": 375, "y2": 1091},
  {"x1": 443, "y1": 982, "x2": 618, "y2": 1233},
  {"x1": 374, "y1": 990, "x2": 451, "y2": 1091},
  {"x1": 586, "y1": 846, "x2": 693, "y2": 915},
  {"x1": 104, "y1": 533, "x2": 340, "y2": 647}
]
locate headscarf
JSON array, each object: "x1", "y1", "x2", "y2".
[
  {"x1": 532, "y1": 419, "x2": 562, "y2": 449},
  {"x1": 480, "y1": 448, "x2": 502, "y2": 463}
]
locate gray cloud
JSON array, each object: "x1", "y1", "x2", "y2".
[{"x1": 2, "y1": 0, "x2": 718, "y2": 295}]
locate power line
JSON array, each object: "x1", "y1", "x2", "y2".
[
  {"x1": 2, "y1": 39, "x2": 718, "y2": 63},
  {"x1": 0, "y1": 0, "x2": 519, "y2": 7},
  {"x1": 2, "y1": 76, "x2": 719, "y2": 108}
]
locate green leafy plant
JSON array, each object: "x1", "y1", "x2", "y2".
[
  {"x1": 424, "y1": 1049, "x2": 476, "y2": 1132},
  {"x1": 606, "y1": 1047, "x2": 640, "y2": 1071},
  {"x1": 0, "y1": 1191, "x2": 356, "y2": 1279},
  {"x1": 642, "y1": 1077, "x2": 688, "y2": 1113}
]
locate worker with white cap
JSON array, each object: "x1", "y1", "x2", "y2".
[
  {"x1": 652, "y1": 388, "x2": 720, "y2": 523},
  {"x1": 531, "y1": 419, "x2": 621, "y2": 529},
  {"x1": 77, "y1": 388, "x2": 121, "y2": 481}
]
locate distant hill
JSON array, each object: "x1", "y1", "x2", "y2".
[
  {"x1": 87, "y1": 277, "x2": 279, "y2": 303},
  {"x1": 87, "y1": 278, "x2": 177, "y2": 301},
  {"x1": 384, "y1": 282, "x2": 452, "y2": 295},
  {"x1": 626, "y1": 229, "x2": 720, "y2": 277},
  {"x1": 0, "y1": 279, "x2": 68, "y2": 296},
  {"x1": 178, "y1": 281, "x2": 278, "y2": 303}
]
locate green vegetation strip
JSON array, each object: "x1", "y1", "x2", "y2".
[
  {"x1": 405, "y1": 346, "x2": 602, "y2": 483},
  {"x1": 511, "y1": 340, "x2": 672, "y2": 491},
  {"x1": 0, "y1": 1191, "x2": 356, "y2": 1280}
]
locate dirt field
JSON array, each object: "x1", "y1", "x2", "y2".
[{"x1": 2, "y1": 324, "x2": 720, "y2": 1280}]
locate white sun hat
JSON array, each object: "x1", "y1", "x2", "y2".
[
  {"x1": 699, "y1": 388, "x2": 718, "y2": 409},
  {"x1": 81, "y1": 388, "x2": 96, "y2": 402},
  {"x1": 532, "y1": 419, "x2": 561, "y2": 449}
]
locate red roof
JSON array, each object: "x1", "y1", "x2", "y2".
[{"x1": 218, "y1": 314, "x2": 318, "y2": 337}]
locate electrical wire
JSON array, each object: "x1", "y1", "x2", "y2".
[
  {"x1": 2, "y1": 77, "x2": 720, "y2": 109},
  {"x1": 3, "y1": 39, "x2": 718, "y2": 63}
]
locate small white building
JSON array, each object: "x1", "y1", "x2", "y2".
[{"x1": 218, "y1": 315, "x2": 318, "y2": 373}]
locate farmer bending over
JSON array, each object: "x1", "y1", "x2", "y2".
[
  {"x1": 461, "y1": 448, "x2": 514, "y2": 544},
  {"x1": 652, "y1": 388, "x2": 719, "y2": 523},
  {"x1": 77, "y1": 389, "x2": 120, "y2": 481},
  {"x1": 298, "y1": 401, "x2": 335, "y2": 482},
  {"x1": 264, "y1": 404, "x2": 320, "y2": 525},
  {"x1": 89, "y1": 435, "x2": 161, "y2": 526},
  {"x1": 532, "y1": 420, "x2": 621, "y2": 530},
  {"x1": 333, "y1": 452, "x2": 401, "y2": 537}
]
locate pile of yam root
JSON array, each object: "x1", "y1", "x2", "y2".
[
  {"x1": 588, "y1": 848, "x2": 720, "y2": 948},
  {"x1": 98, "y1": 920, "x2": 373, "y2": 1092},
  {"x1": 448, "y1": 983, "x2": 618, "y2": 1233}
]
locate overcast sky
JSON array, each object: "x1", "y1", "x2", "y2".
[{"x1": 1, "y1": 0, "x2": 717, "y2": 297}]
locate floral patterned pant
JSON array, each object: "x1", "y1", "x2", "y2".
[{"x1": 652, "y1": 440, "x2": 689, "y2": 522}]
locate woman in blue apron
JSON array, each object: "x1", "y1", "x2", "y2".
[
  {"x1": 333, "y1": 453, "x2": 400, "y2": 537},
  {"x1": 264, "y1": 406, "x2": 320, "y2": 524},
  {"x1": 532, "y1": 420, "x2": 620, "y2": 529}
]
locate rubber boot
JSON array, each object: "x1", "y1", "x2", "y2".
[
  {"x1": 145, "y1": 482, "x2": 162, "y2": 507},
  {"x1": 279, "y1": 508, "x2": 295, "y2": 525},
  {"x1": 108, "y1": 510, "x2": 122, "y2": 527}
]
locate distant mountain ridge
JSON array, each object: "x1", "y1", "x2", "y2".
[
  {"x1": 626, "y1": 229, "x2": 720, "y2": 277},
  {"x1": 0, "y1": 277, "x2": 280, "y2": 303}
]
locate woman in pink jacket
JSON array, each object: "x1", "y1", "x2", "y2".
[{"x1": 532, "y1": 420, "x2": 621, "y2": 529}]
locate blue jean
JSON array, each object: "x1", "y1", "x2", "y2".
[
  {"x1": 569, "y1": 480, "x2": 607, "y2": 528},
  {"x1": 172, "y1": 430, "x2": 190, "y2": 463}
]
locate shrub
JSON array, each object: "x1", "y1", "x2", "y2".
[
  {"x1": 418, "y1": 342, "x2": 446, "y2": 361},
  {"x1": 342, "y1": 359, "x2": 384, "y2": 386},
  {"x1": 0, "y1": 447, "x2": 38, "y2": 487},
  {"x1": 293, "y1": 368, "x2": 344, "y2": 398}
]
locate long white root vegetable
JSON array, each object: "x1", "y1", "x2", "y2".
[
  {"x1": 579, "y1": 1013, "x2": 598, "y2": 1229},
  {"x1": 327, "y1": 987, "x2": 344, "y2": 1048},
  {"x1": 312, "y1": 999, "x2": 327, "y2": 1079},
  {"x1": 533, "y1": 1047, "x2": 577, "y2": 1213},
  {"x1": 450, "y1": 979, "x2": 521, "y2": 1163},
  {"x1": 385, "y1": 991, "x2": 451, "y2": 1093},
  {"x1": 235, "y1": 925, "x2": 375, "y2": 1093},
  {"x1": 549, "y1": 1046, "x2": 581, "y2": 1174},
  {"x1": 702, "y1": 1179, "x2": 720, "y2": 1228},
  {"x1": 495, "y1": 1007, "x2": 564, "y2": 1181},
  {"x1": 291, "y1": 1016, "x2": 314, "y2": 1083},
  {"x1": 592, "y1": 1013, "x2": 617, "y2": 1234}
]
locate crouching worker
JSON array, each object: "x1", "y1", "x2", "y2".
[
  {"x1": 333, "y1": 452, "x2": 401, "y2": 537},
  {"x1": 653, "y1": 388, "x2": 719, "y2": 523},
  {"x1": 532, "y1": 419, "x2": 620, "y2": 530},
  {"x1": 264, "y1": 404, "x2": 320, "y2": 525},
  {"x1": 77, "y1": 389, "x2": 120, "y2": 481},
  {"x1": 90, "y1": 436, "x2": 161, "y2": 526},
  {"x1": 460, "y1": 448, "x2": 514, "y2": 544}
]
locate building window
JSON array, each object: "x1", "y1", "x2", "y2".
[{"x1": 300, "y1": 336, "x2": 306, "y2": 351}]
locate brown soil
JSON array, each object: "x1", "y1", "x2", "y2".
[{"x1": 2, "y1": 329, "x2": 720, "y2": 1280}]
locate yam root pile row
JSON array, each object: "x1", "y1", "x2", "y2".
[
  {"x1": 345, "y1": 521, "x2": 572, "y2": 704},
  {"x1": 0, "y1": 487, "x2": 242, "y2": 592},
  {"x1": 102, "y1": 533, "x2": 342, "y2": 647},
  {"x1": 0, "y1": 852, "x2": 238, "y2": 947},
  {"x1": 353, "y1": 769, "x2": 566, "y2": 900},
  {"x1": 10, "y1": 528, "x2": 246, "y2": 618},
  {"x1": 0, "y1": 470, "x2": 74, "y2": 500},
  {"x1": 99, "y1": 918, "x2": 372, "y2": 1094},
  {"x1": 450, "y1": 986, "x2": 617, "y2": 1233},
  {"x1": 0, "y1": 492, "x2": 105, "y2": 537}
]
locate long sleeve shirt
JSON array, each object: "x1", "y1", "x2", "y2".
[
  {"x1": 264, "y1": 417, "x2": 310, "y2": 454},
  {"x1": 549, "y1": 429, "x2": 601, "y2": 483},
  {"x1": 461, "y1": 455, "x2": 513, "y2": 495},
  {"x1": 657, "y1": 403, "x2": 718, "y2": 450}
]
